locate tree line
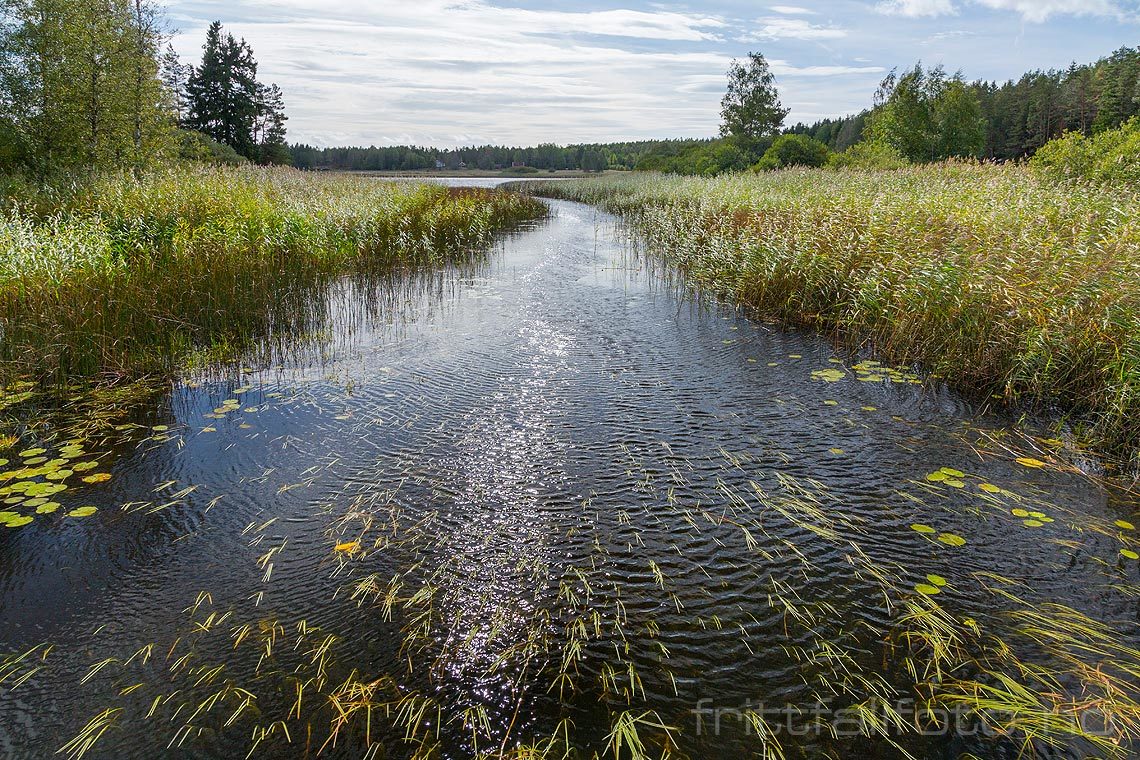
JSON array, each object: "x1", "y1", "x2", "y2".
[
  {"x1": 288, "y1": 140, "x2": 702, "y2": 173},
  {"x1": 0, "y1": 4, "x2": 290, "y2": 174}
]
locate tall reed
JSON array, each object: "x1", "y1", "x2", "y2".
[
  {"x1": 520, "y1": 165, "x2": 1140, "y2": 461},
  {"x1": 0, "y1": 166, "x2": 545, "y2": 382}
]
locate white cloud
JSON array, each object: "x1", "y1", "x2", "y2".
[
  {"x1": 972, "y1": 0, "x2": 1125, "y2": 22},
  {"x1": 743, "y1": 17, "x2": 848, "y2": 40},
  {"x1": 768, "y1": 60, "x2": 886, "y2": 77},
  {"x1": 876, "y1": 0, "x2": 957, "y2": 17},
  {"x1": 878, "y1": 0, "x2": 1132, "y2": 21},
  {"x1": 769, "y1": 5, "x2": 817, "y2": 14}
]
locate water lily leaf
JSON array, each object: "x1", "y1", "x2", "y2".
[
  {"x1": 67, "y1": 506, "x2": 98, "y2": 518},
  {"x1": 811, "y1": 369, "x2": 847, "y2": 383},
  {"x1": 335, "y1": 541, "x2": 361, "y2": 554},
  {"x1": 3, "y1": 515, "x2": 32, "y2": 528},
  {"x1": 937, "y1": 533, "x2": 967, "y2": 547},
  {"x1": 1115, "y1": 520, "x2": 1136, "y2": 531},
  {"x1": 152, "y1": 425, "x2": 169, "y2": 432},
  {"x1": 36, "y1": 502, "x2": 60, "y2": 514},
  {"x1": 927, "y1": 574, "x2": 948, "y2": 587},
  {"x1": 1023, "y1": 519, "x2": 1044, "y2": 528},
  {"x1": 915, "y1": 583, "x2": 941, "y2": 595},
  {"x1": 1120, "y1": 549, "x2": 1139, "y2": 561},
  {"x1": 82, "y1": 473, "x2": 111, "y2": 484},
  {"x1": 1011, "y1": 508, "x2": 1030, "y2": 518},
  {"x1": 829, "y1": 448, "x2": 845, "y2": 455},
  {"x1": 911, "y1": 524, "x2": 936, "y2": 534},
  {"x1": 1028, "y1": 511, "x2": 1047, "y2": 519},
  {"x1": 1015, "y1": 457, "x2": 1046, "y2": 469},
  {"x1": 943, "y1": 479, "x2": 966, "y2": 489},
  {"x1": 940, "y1": 468, "x2": 966, "y2": 478},
  {"x1": 978, "y1": 483, "x2": 1001, "y2": 493},
  {"x1": 926, "y1": 472, "x2": 947, "y2": 483},
  {"x1": 19, "y1": 448, "x2": 45, "y2": 458},
  {"x1": 823, "y1": 400, "x2": 838, "y2": 406},
  {"x1": 861, "y1": 406, "x2": 878, "y2": 412}
]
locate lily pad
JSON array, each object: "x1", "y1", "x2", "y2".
[
  {"x1": 937, "y1": 533, "x2": 967, "y2": 547},
  {"x1": 35, "y1": 502, "x2": 60, "y2": 514},
  {"x1": 943, "y1": 479, "x2": 966, "y2": 489},
  {"x1": 978, "y1": 483, "x2": 1001, "y2": 494},
  {"x1": 2, "y1": 515, "x2": 32, "y2": 528},
  {"x1": 911, "y1": 524, "x2": 936, "y2": 534},
  {"x1": 67, "y1": 506, "x2": 98, "y2": 518},
  {"x1": 927, "y1": 574, "x2": 948, "y2": 587},
  {"x1": 82, "y1": 473, "x2": 111, "y2": 484},
  {"x1": 1115, "y1": 520, "x2": 1136, "y2": 531},
  {"x1": 1015, "y1": 457, "x2": 1046, "y2": 469},
  {"x1": 940, "y1": 468, "x2": 966, "y2": 478},
  {"x1": 1120, "y1": 549, "x2": 1139, "y2": 561},
  {"x1": 915, "y1": 583, "x2": 941, "y2": 596},
  {"x1": 19, "y1": 448, "x2": 45, "y2": 458},
  {"x1": 1023, "y1": 519, "x2": 1045, "y2": 528},
  {"x1": 1011, "y1": 508, "x2": 1030, "y2": 518}
]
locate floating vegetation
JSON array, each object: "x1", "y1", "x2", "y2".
[{"x1": 518, "y1": 167, "x2": 1140, "y2": 462}]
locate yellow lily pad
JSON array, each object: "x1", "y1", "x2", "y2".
[
  {"x1": 1015, "y1": 457, "x2": 1046, "y2": 469},
  {"x1": 67, "y1": 506, "x2": 98, "y2": 518},
  {"x1": 937, "y1": 533, "x2": 967, "y2": 547},
  {"x1": 82, "y1": 473, "x2": 111, "y2": 484}
]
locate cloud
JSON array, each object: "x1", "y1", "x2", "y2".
[
  {"x1": 769, "y1": 5, "x2": 817, "y2": 13},
  {"x1": 877, "y1": 0, "x2": 1133, "y2": 21},
  {"x1": 742, "y1": 17, "x2": 848, "y2": 40},
  {"x1": 876, "y1": 0, "x2": 956, "y2": 17},
  {"x1": 768, "y1": 60, "x2": 886, "y2": 77}
]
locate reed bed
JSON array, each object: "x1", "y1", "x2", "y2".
[
  {"x1": 518, "y1": 166, "x2": 1140, "y2": 462},
  {"x1": 0, "y1": 166, "x2": 546, "y2": 382}
]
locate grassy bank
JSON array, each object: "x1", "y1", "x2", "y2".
[
  {"x1": 0, "y1": 166, "x2": 546, "y2": 382},
  {"x1": 519, "y1": 166, "x2": 1140, "y2": 461}
]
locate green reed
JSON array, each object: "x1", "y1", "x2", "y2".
[
  {"x1": 518, "y1": 165, "x2": 1140, "y2": 462},
  {"x1": 0, "y1": 166, "x2": 546, "y2": 383}
]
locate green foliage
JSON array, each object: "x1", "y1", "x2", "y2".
[
  {"x1": 176, "y1": 130, "x2": 248, "y2": 165},
  {"x1": 1031, "y1": 117, "x2": 1140, "y2": 185},
  {"x1": 867, "y1": 65, "x2": 985, "y2": 162},
  {"x1": 826, "y1": 141, "x2": 909, "y2": 170},
  {"x1": 634, "y1": 138, "x2": 763, "y2": 176},
  {"x1": 522, "y1": 167, "x2": 1140, "y2": 459},
  {"x1": 0, "y1": 0, "x2": 173, "y2": 174},
  {"x1": 754, "y1": 134, "x2": 830, "y2": 171},
  {"x1": 183, "y1": 21, "x2": 289, "y2": 164},
  {"x1": 0, "y1": 167, "x2": 547, "y2": 381},
  {"x1": 719, "y1": 52, "x2": 789, "y2": 143}
]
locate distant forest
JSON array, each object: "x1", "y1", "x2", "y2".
[{"x1": 292, "y1": 46, "x2": 1140, "y2": 172}]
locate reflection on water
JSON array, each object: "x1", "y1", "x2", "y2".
[{"x1": 0, "y1": 189, "x2": 1138, "y2": 760}]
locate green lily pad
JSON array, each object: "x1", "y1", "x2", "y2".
[
  {"x1": 811, "y1": 369, "x2": 846, "y2": 383},
  {"x1": 940, "y1": 468, "x2": 966, "y2": 478},
  {"x1": 943, "y1": 479, "x2": 966, "y2": 489},
  {"x1": 1015, "y1": 457, "x2": 1046, "y2": 469},
  {"x1": 1121, "y1": 549, "x2": 1139, "y2": 561},
  {"x1": 926, "y1": 472, "x2": 948, "y2": 483},
  {"x1": 1115, "y1": 520, "x2": 1136, "y2": 531},
  {"x1": 67, "y1": 506, "x2": 98, "y2": 518},
  {"x1": 35, "y1": 502, "x2": 60, "y2": 514},
  {"x1": 937, "y1": 533, "x2": 967, "y2": 547},
  {"x1": 72, "y1": 462, "x2": 99, "y2": 472},
  {"x1": 978, "y1": 483, "x2": 1001, "y2": 493},
  {"x1": 1023, "y1": 519, "x2": 1045, "y2": 528},
  {"x1": 915, "y1": 583, "x2": 941, "y2": 595},
  {"x1": 19, "y1": 448, "x2": 45, "y2": 458},
  {"x1": 1011, "y1": 508, "x2": 1030, "y2": 518},
  {"x1": 3, "y1": 515, "x2": 32, "y2": 528},
  {"x1": 927, "y1": 574, "x2": 948, "y2": 587},
  {"x1": 911, "y1": 524, "x2": 936, "y2": 534}
]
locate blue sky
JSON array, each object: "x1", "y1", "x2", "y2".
[{"x1": 165, "y1": 1, "x2": 1140, "y2": 147}]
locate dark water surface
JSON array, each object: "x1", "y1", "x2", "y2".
[{"x1": 0, "y1": 181, "x2": 1137, "y2": 759}]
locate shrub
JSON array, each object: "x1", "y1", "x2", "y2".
[
  {"x1": 753, "y1": 134, "x2": 830, "y2": 172},
  {"x1": 1031, "y1": 118, "x2": 1140, "y2": 185},
  {"x1": 827, "y1": 141, "x2": 910, "y2": 170}
]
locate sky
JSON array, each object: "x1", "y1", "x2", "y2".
[{"x1": 165, "y1": 1, "x2": 1140, "y2": 148}]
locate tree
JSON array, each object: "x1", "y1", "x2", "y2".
[
  {"x1": 720, "y1": 52, "x2": 789, "y2": 146},
  {"x1": 160, "y1": 44, "x2": 191, "y2": 125},
  {"x1": 0, "y1": 0, "x2": 172, "y2": 173},
  {"x1": 934, "y1": 78, "x2": 985, "y2": 158},
  {"x1": 184, "y1": 21, "x2": 288, "y2": 162}
]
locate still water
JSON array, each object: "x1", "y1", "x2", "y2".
[{"x1": 0, "y1": 181, "x2": 1137, "y2": 759}]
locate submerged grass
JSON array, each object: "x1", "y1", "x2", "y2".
[
  {"x1": 0, "y1": 166, "x2": 546, "y2": 383},
  {"x1": 517, "y1": 166, "x2": 1140, "y2": 462}
]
